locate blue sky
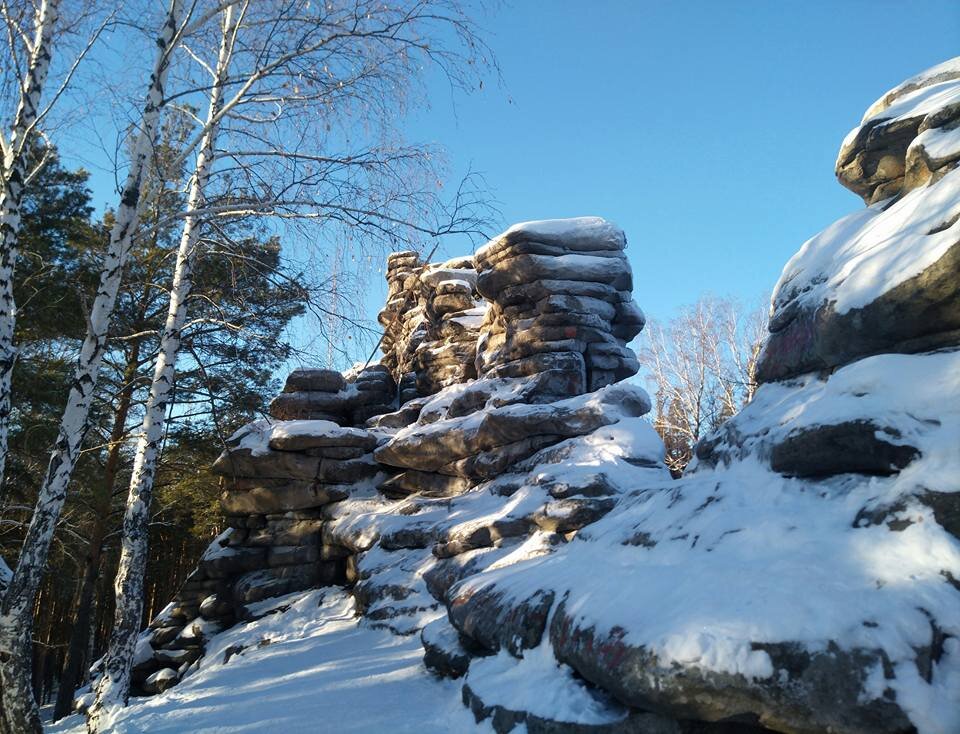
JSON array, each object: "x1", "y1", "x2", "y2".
[
  {"x1": 380, "y1": 0, "x2": 960, "y2": 329},
  {"x1": 59, "y1": 1, "x2": 960, "y2": 366}
]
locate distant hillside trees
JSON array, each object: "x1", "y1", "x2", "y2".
[{"x1": 638, "y1": 296, "x2": 766, "y2": 475}]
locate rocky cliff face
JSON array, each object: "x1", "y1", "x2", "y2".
[{"x1": 98, "y1": 60, "x2": 960, "y2": 734}]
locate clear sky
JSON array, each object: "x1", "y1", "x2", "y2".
[
  {"x1": 58, "y1": 1, "x2": 960, "y2": 367},
  {"x1": 374, "y1": 0, "x2": 960, "y2": 332}
]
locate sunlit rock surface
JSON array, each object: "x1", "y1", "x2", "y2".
[{"x1": 68, "y1": 60, "x2": 960, "y2": 734}]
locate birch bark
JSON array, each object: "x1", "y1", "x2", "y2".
[
  {"x1": 87, "y1": 5, "x2": 239, "y2": 728},
  {"x1": 0, "y1": 0, "x2": 61, "y2": 495},
  {"x1": 0, "y1": 3, "x2": 181, "y2": 732}
]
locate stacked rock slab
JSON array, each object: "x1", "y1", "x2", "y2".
[
  {"x1": 131, "y1": 410, "x2": 382, "y2": 695},
  {"x1": 92, "y1": 63, "x2": 960, "y2": 734},
  {"x1": 379, "y1": 251, "x2": 428, "y2": 403},
  {"x1": 413, "y1": 256, "x2": 486, "y2": 395},
  {"x1": 268, "y1": 366, "x2": 396, "y2": 425},
  {"x1": 379, "y1": 252, "x2": 486, "y2": 402},
  {"x1": 474, "y1": 218, "x2": 644, "y2": 398}
]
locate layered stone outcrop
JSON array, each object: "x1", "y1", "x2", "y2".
[
  {"x1": 109, "y1": 59, "x2": 960, "y2": 734},
  {"x1": 757, "y1": 59, "x2": 960, "y2": 383},
  {"x1": 379, "y1": 252, "x2": 486, "y2": 403},
  {"x1": 475, "y1": 218, "x2": 644, "y2": 396},
  {"x1": 130, "y1": 419, "x2": 383, "y2": 695},
  {"x1": 268, "y1": 365, "x2": 396, "y2": 425}
]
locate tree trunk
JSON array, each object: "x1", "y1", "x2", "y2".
[
  {"x1": 0, "y1": 0, "x2": 61, "y2": 500},
  {"x1": 52, "y1": 338, "x2": 143, "y2": 722},
  {"x1": 88, "y1": 4, "x2": 234, "y2": 728},
  {"x1": 0, "y1": 4, "x2": 180, "y2": 732}
]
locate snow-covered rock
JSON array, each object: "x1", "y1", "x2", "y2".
[
  {"x1": 759, "y1": 56, "x2": 960, "y2": 382},
  {"x1": 73, "y1": 61, "x2": 960, "y2": 734}
]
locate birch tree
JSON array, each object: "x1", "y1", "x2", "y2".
[
  {"x1": 639, "y1": 296, "x2": 766, "y2": 475},
  {"x1": 0, "y1": 0, "x2": 62, "y2": 499},
  {"x1": 91, "y1": 0, "x2": 492, "y2": 723},
  {"x1": 0, "y1": 3, "x2": 183, "y2": 731},
  {"x1": 87, "y1": 5, "x2": 241, "y2": 722}
]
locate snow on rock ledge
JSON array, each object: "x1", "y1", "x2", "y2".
[
  {"x1": 759, "y1": 56, "x2": 960, "y2": 383},
  {"x1": 72, "y1": 66, "x2": 960, "y2": 734}
]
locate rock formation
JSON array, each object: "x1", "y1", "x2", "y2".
[
  {"x1": 379, "y1": 252, "x2": 486, "y2": 403},
  {"x1": 88, "y1": 59, "x2": 960, "y2": 734},
  {"x1": 475, "y1": 218, "x2": 644, "y2": 395}
]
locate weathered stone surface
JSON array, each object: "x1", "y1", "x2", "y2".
[
  {"x1": 462, "y1": 682, "x2": 688, "y2": 734},
  {"x1": 421, "y1": 617, "x2": 473, "y2": 678},
  {"x1": 199, "y1": 594, "x2": 233, "y2": 620},
  {"x1": 220, "y1": 482, "x2": 348, "y2": 514},
  {"x1": 448, "y1": 583, "x2": 555, "y2": 657},
  {"x1": 434, "y1": 517, "x2": 531, "y2": 558},
  {"x1": 267, "y1": 545, "x2": 319, "y2": 566},
  {"x1": 756, "y1": 240, "x2": 960, "y2": 382},
  {"x1": 149, "y1": 625, "x2": 183, "y2": 648},
  {"x1": 247, "y1": 519, "x2": 323, "y2": 547},
  {"x1": 283, "y1": 368, "x2": 346, "y2": 393},
  {"x1": 770, "y1": 421, "x2": 920, "y2": 477},
  {"x1": 379, "y1": 469, "x2": 473, "y2": 498},
  {"x1": 213, "y1": 448, "x2": 322, "y2": 480},
  {"x1": 549, "y1": 602, "x2": 913, "y2": 734},
  {"x1": 268, "y1": 427, "x2": 376, "y2": 453},
  {"x1": 142, "y1": 668, "x2": 180, "y2": 695},
  {"x1": 477, "y1": 253, "x2": 632, "y2": 301},
  {"x1": 375, "y1": 385, "x2": 649, "y2": 473},
  {"x1": 197, "y1": 546, "x2": 267, "y2": 578},
  {"x1": 531, "y1": 497, "x2": 617, "y2": 534},
  {"x1": 233, "y1": 567, "x2": 320, "y2": 605},
  {"x1": 154, "y1": 647, "x2": 201, "y2": 668}
]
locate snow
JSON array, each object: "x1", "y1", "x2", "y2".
[
  {"x1": 865, "y1": 79, "x2": 960, "y2": 129},
  {"x1": 448, "y1": 307, "x2": 487, "y2": 330},
  {"x1": 199, "y1": 530, "x2": 234, "y2": 562},
  {"x1": 52, "y1": 591, "x2": 488, "y2": 734},
  {"x1": 269, "y1": 419, "x2": 370, "y2": 442},
  {"x1": 466, "y1": 644, "x2": 629, "y2": 725},
  {"x1": 700, "y1": 349, "x2": 960, "y2": 481},
  {"x1": 770, "y1": 164, "x2": 960, "y2": 317},
  {"x1": 476, "y1": 216, "x2": 625, "y2": 260},
  {"x1": 912, "y1": 123, "x2": 960, "y2": 162},
  {"x1": 227, "y1": 419, "x2": 373, "y2": 456},
  {"x1": 444, "y1": 350, "x2": 960, "y2": 733},
  {"x1": 0, "y1": 555, "x2": 11, "y2": 590},
  {"x1": 862, "y1": 56, "x2": 960, "y2": 121}
]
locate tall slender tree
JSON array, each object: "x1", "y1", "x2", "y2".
[
  {"x1": 88, "y1": 5, "x2": 241, "y2": 720},
  {"x1": 0, "y1": 0, "x2": 62, "y2": 499},
  {"x1": 0, "y1": 3, "x2": 183, "y2": 730}
]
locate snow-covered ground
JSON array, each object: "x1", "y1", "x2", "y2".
[{"x1": 51, "y1": 591, "x2": 486, "y2": 734}]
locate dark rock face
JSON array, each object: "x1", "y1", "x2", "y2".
[
  {"x1": 549, "y1": 603, "x2": 914, "y2": 734},
  {"x1": 836, "y1": 64, "x2": 960, "y2": 204},
  {"x1": 770, "y1": 421, "x2": 920, "y2": 477},
  {"x1": 269, "y1": 364, "x2": 396, "y2": 425},
  {"x1": 374, "y1": 384, "x2": 650, "y2": 480},
  {"x1": 378, "y1": 252, "x2": 485, "y2": 402},
  {"x1": 757, "y1": 63, "x2": 960, "y2": 384},
  {"x1": 462, "y1": 683, "x2": 688, "y2": 734},
  {"x1": 420, "y1": 617, "x2": 473, "y2": 678},
  {"x1": 756, "y1": 239, "x2": 960, "y2": 383},
  {"x1": 474, "y1": 219, "x2": 642, "y2": 398},
  {"x1": 447, "y1": 583, "x2": 555, "y2": 657}
]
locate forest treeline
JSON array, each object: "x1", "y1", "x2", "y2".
[{"x1": 0, "y1": 1, "x2": 493, "y2": 731}]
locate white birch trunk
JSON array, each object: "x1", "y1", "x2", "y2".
[
  {"x1": 87, "y1": 6, "x2": 239, "y2": 729},
  {"x1": 0, "y1": 4, "x2": 181, "y2": 732},
  {"x1": 0, "y1": 0, "x2": 61, "y2": 497}
]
